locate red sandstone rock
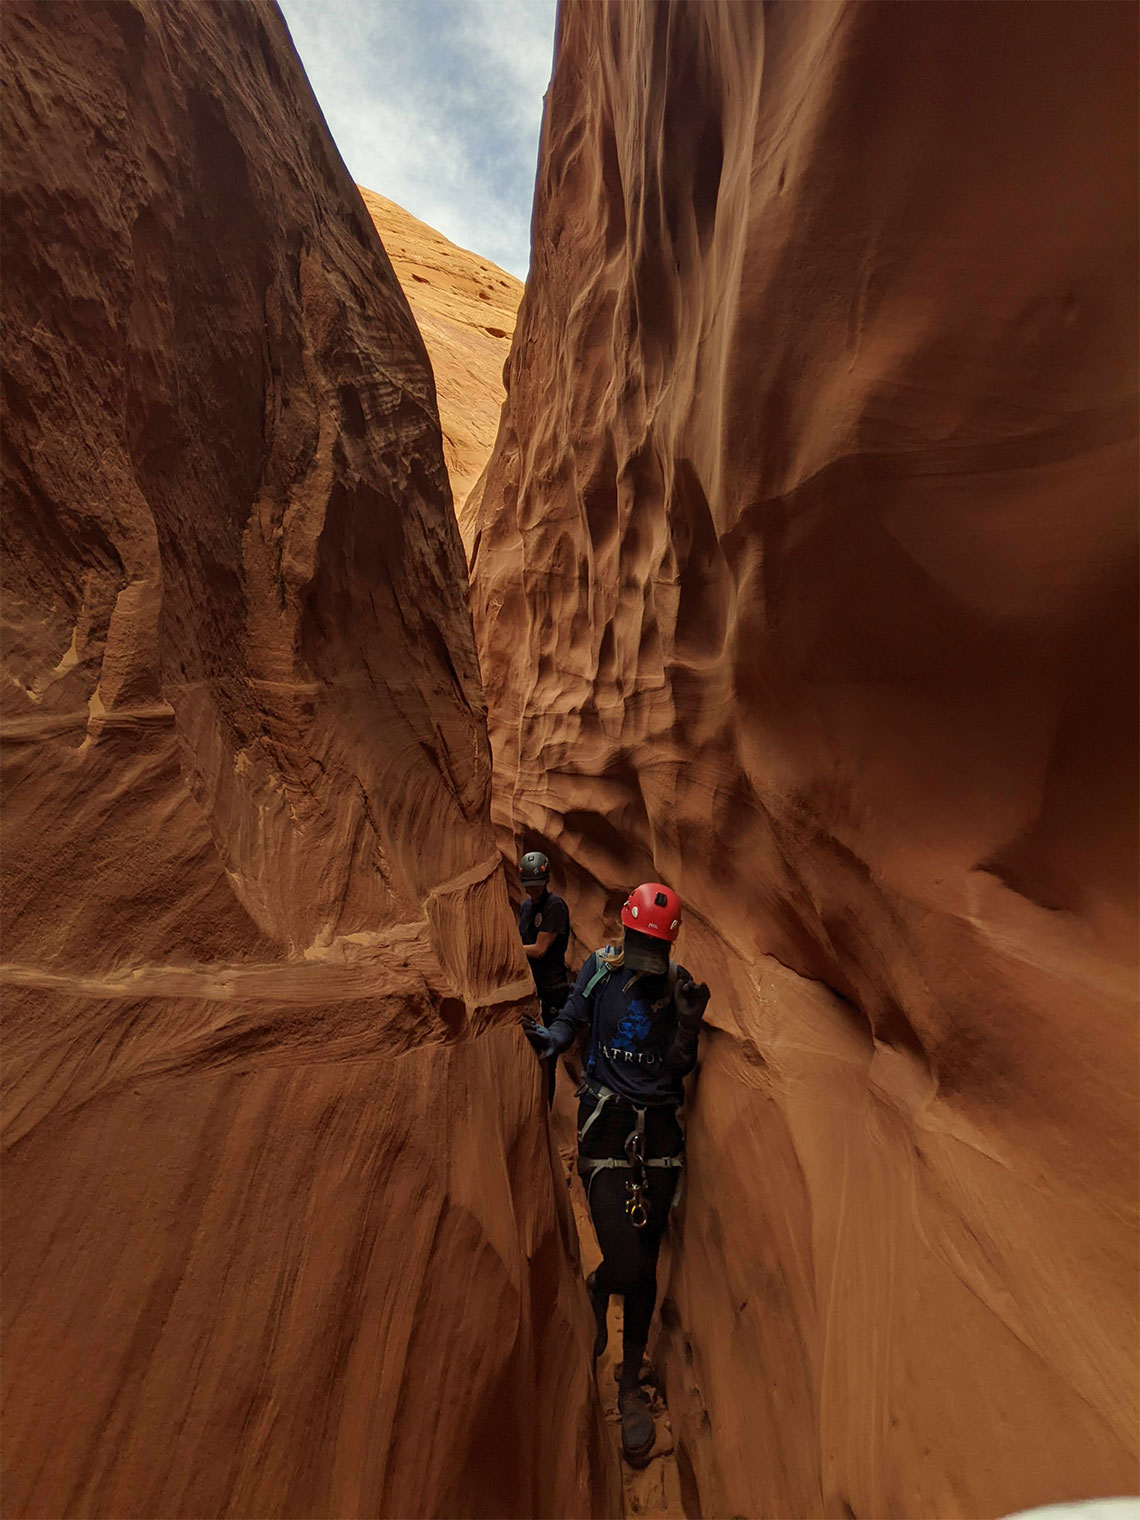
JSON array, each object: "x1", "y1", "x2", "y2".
[
  {"x1": 469, "y1": 3, "x2": 1139, "y2": 1516},
  {"x1": 0, "y1": 2, "x2": 615, "y2": 1515},
  {"x1": 358, "y1": 188, "x2": 522, "y2": 518}
]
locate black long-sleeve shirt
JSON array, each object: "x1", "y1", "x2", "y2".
[
  {"x1": 546, "y1": 950, "x2": 701, "y2": 1106},
  {"x1": 518, "y1": 889, "x2": 570, "y2": 993}
]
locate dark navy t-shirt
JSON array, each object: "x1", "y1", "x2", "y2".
[
  {"x1": 518, "y1": 889, "x2": 570, "y2": 993},
  {"x1": 547, "y1": 950, "x2": 699, "y2": 1106}
]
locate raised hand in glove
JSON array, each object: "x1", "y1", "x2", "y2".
[
  {"x1": 674, "y1": 977, "x2": 711, "y2": 1026},
  {"x1": 522, "y1": 1016, "x2": 558, "y2": 1060}
]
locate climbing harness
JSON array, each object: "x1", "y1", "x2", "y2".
[{"x1": 576, "y1": 1082, "x2": 684, "y2": 1229}]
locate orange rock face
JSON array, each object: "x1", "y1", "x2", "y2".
[
  {"x1": 469, "y1": 3, "x2": 1139, "y2": 1516},
  {"x1": 359, "y1": 188, "x2": 522, "y2": 519},
  {"x1": 0, "y1": 2, "x2": 614, "y2": 1515}
]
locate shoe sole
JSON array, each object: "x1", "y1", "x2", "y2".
[{"x1": 621, "y1": 1428, "x2": 655, "y2": 1468}]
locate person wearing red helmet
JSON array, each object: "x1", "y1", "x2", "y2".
[{"x1": 523, "y1": 881, "x2": 710, "y2": 1467}]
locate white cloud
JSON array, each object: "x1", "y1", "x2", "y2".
[{"x1": 277, "y1": 0, "x2": 558, "y2": 279}]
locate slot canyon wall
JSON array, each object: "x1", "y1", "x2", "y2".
[
  {"x1": 0, "y1": 2, "x2": 615, "y2": 1516},
  {"x1": 469, "y1": 2, "x2": 1140, "y2": 1517},
  {"x1": 358, "y1": 188, "x2": 523, "y2": 515}
]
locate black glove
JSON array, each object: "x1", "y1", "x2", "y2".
[
  {"x1": 674, "y1": 978, "x2": 710, "y2": 1026},
  {"x1": 522, "y1": 1016, "x2": 558, "y2": 1060}
]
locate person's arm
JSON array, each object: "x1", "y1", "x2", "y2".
[
  {"x1": 666, "y1": 966, "x2": 710, "y2": 1074},
  {"x1": 525, "y1": 896, "x2": 568, "y2": 961},
  {"x1": 543, "y1": 953, "x2": 598, "y2": 1053},
  {"x1": 524, "y1": 931, "x2": 557, "y2": 960}
]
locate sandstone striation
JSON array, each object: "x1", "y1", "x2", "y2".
[
  {"x1": 0, "y1": 2, "x2": 614, "y2": 1515},
  {"x1": 359, "y1": 187, "x2": 522, "y2": 518},
  {"x1": 469, "y1": 3, "x2": 1140, "y2": 1516}
]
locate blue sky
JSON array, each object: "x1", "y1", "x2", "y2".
[{"x1": 278, "y1": 0, "x2": 558, "y2": 280}]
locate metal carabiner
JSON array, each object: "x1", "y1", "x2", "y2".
[
  {"x1": 624, "y1": 1177, "x2": 650, "y2": 1229},
  {"x1": 623, "y1": 1109, "x2": 651, "y2": 1228}
]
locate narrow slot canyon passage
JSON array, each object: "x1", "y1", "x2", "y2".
[{"x1": 1, "y1": 2, "x2": 1137, "y2": 1519}]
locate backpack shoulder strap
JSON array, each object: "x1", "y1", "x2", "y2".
[
  {"x1": 583, "y1": 949, "x2": 613, "y2": 1001},
  {"x1": 582, "y1": 948, "x2": 616, "y2": 1078}
]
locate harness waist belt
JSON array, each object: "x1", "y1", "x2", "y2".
[
  {"x1": 577, "y1": 1078, "x2": 680, "y2": 1139},
  {"x1": 576, "y1": 1151, "x2": 686, "y2": 1215},
  {"x1": 577, "y1": 1082, "x2": 685, "y2": 1194},
  {"x1": 577, "y1": 1155, "x2": 684, "y2": 1175}
]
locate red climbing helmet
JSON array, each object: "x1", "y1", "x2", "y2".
[{"x1": 621, "y1": 883, "x2": 681, "y2": 942}]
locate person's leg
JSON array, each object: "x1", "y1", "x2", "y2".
[
  {"x1": 578, "y1": 1095, "x2": 631, "y2": 1357},
  {"x1": 585, "y1": 1167, "x2": 644, "y2": 1297},
  {"x1": 581, "y1": 1104, "x2": 682, "y2": 1304},
  {"x1": 617, "y1": 1161, "x2": 679, "y2": 1378},
  {"x1": 583, "y1": 1106, "x2": 684, "y2": 1459},
  {"x1": 583, "y1": 1168, "x2": 653, "y2": 1356},
  {"x1": 619, "y1": 1268, "x2": 660, "y2": 1367},
  {"x1": 603, "y1": 1169, "x2": 677, "y2": 1465},
  {"x1": 616, "y1": 1162, "x2": 680, "y2": 1464},
  {"x1": 586, "y1": 1269, "x2": 609, "y2": 1357}
]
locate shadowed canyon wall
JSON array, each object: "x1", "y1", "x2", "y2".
[
  {"x1": 469, "y1": 2, "x2": 1140, "y2": 1517},
  {"x1": 358, "y1": 187, "x2": 523, "y2": 517},
  {"x1": 0, "y1": 2, "x2": 615, "y2": 1515}
]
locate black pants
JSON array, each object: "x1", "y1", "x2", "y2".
[
  {"x1": 538, "y1": 985, "x2": 569, "y2": 1106},
  {"x1": 577, "y1": 1092, "x2": 683, "y2": 1352}
]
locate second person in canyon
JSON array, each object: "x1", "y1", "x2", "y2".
[
  {"x1": 524, "y1": 882, "x2": 711, "y2": 1466},
  {"x1": 517, "y1": 849, "x2": 573, "y2": 1105}
]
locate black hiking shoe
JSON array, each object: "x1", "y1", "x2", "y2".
[
  {"x1": 618, "y1": 1384, "x2": 655, "y2": 1466},
  {"x1": 586, "y1": 1271, "x2": 608, "y2": 1359}
]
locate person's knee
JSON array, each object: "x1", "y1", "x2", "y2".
[
  {"x1": 588, "y1": 1177, "x2": 669, "y2": 1294},
  {"x1": 592, "y1": 1223, "x2": 645, "y2": 1294},
  {"x1": 605, "y1": 1238, "x2": 660, "y2": 1299},
  {"x1": 600, "y1": 1244, "x2": 643, "y2": 1295}
]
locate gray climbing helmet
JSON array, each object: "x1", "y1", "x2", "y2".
[{"x1": 519, "y1": 850, "x2": 551, "y2": 886}]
